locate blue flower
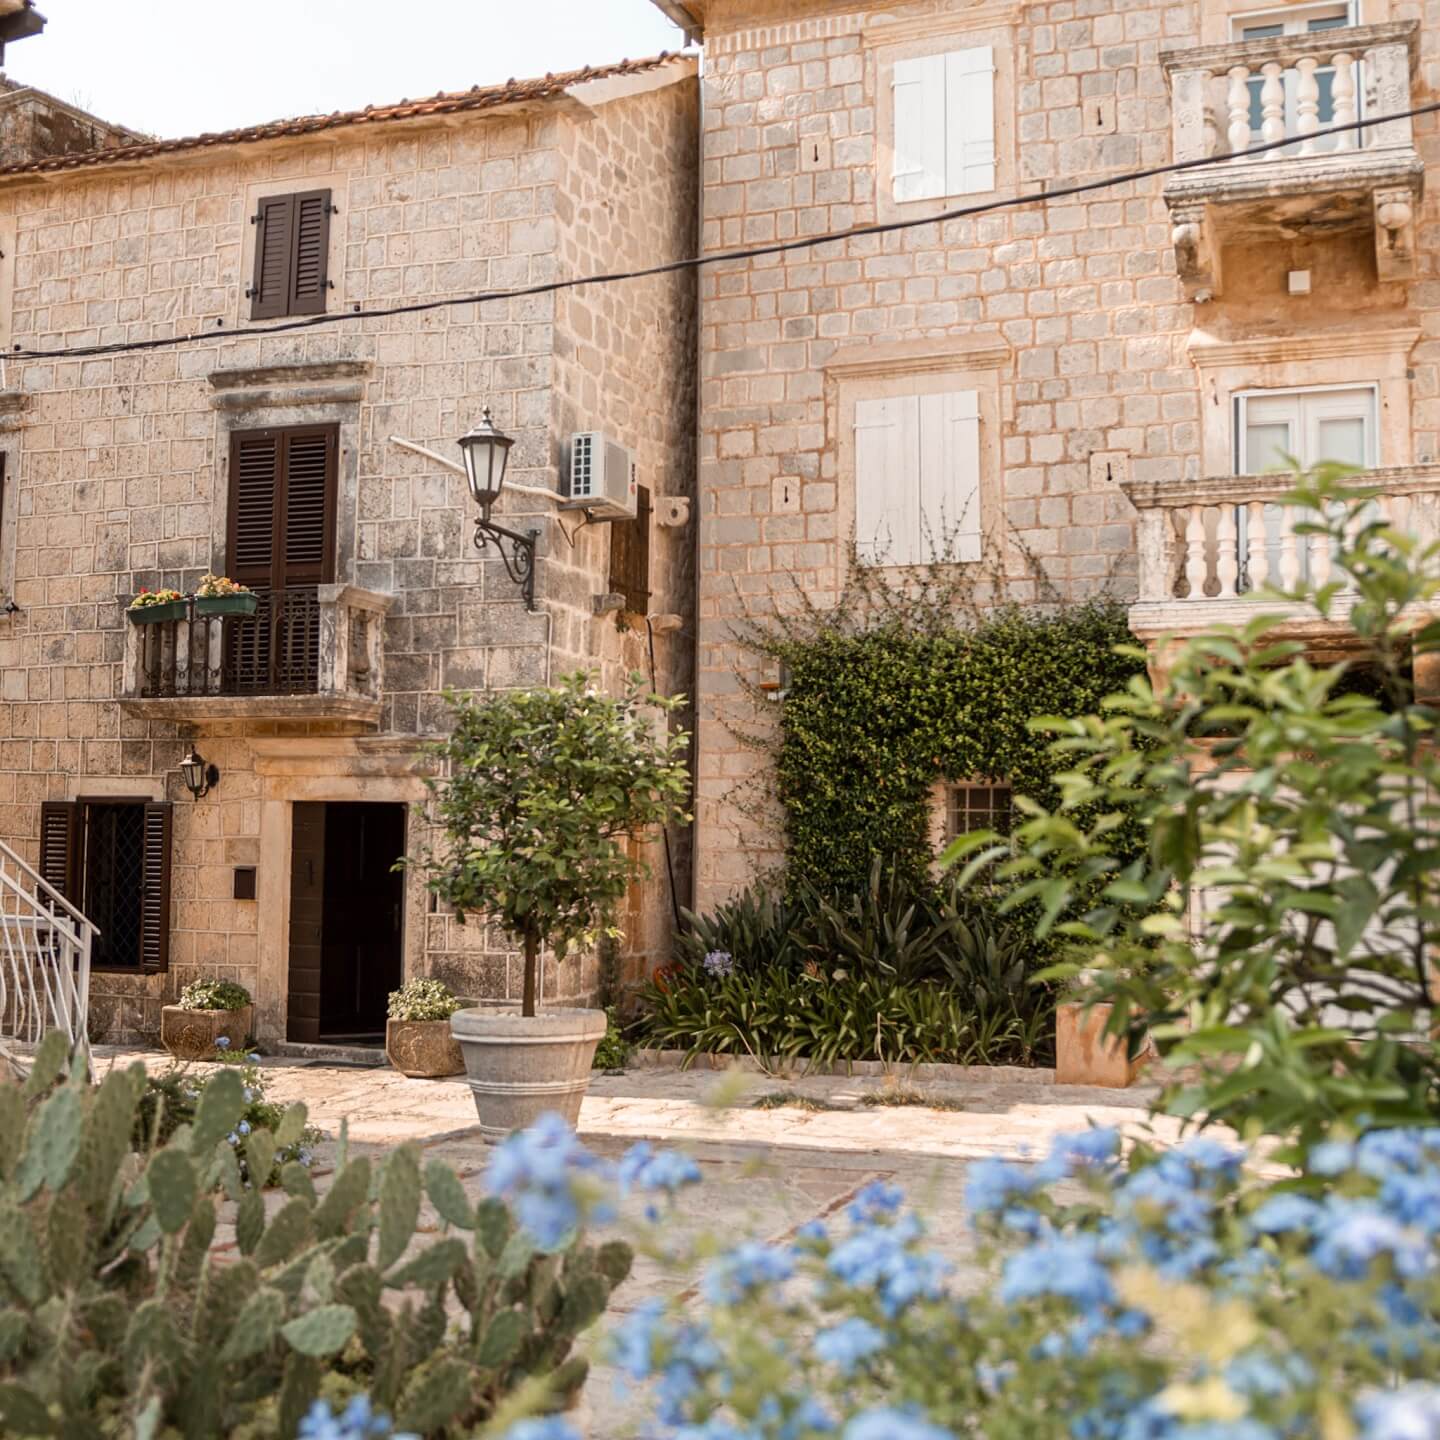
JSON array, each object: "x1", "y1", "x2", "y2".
[
  {"x1": 610, "y1": 1299, "x2": 665, "y2": 1380},
  {"x1": 965, "y1": 1158, "x2": 1036, "y2": 1218},
  {"x1": 1312, "y1": 1205, "x2": 1431, "y2": 1281},
  {"x1": 1355, "y1": 1382, "x2": 1440, "y2": 1440},
  {"x1": 618, "y1": 1142, "x2": 702, "y2": 1213},
  {"x1": 827, "y1": 1224, "x2": 949, "y2": 1316},
  {"x1": 815, "y1": 1317, "x2": 887, "y2": 1373},
  {"x1": 1225, "y1": 1350, "x2": 1312, "y2": 1398},
  {"x1": 848, "y1": 1180, "x2": 905, "y2": 1223},
  {"x1": 1380, "y1": 1172, "x2": 1440, "y2": 1233},
  {"x1": 298, "y1": 1395, "x2": 417, "y2": 1440},
  {"x1": 500, "y1": 1422, "x2": 583, "y2": 1440},
  {"x1": 702, "y1": 1241, "x2": 795, "y2": 1304},
  {"x1": 485, "y1": 1111, "x2": 613, "y2": 1251},
  {"x1": 703, "y1": 950, "x2": 735, "y2": 978},
  {"x1": 999, "y1": 1235, "x2": 1115, "y2": 1309},
  {"x1": 226, "y1": 1132, "x2": 239, "y2": 1146},
  {"x1": 1307, "y1": 1139, "x2": 1356, "y2": 1176},
  {"x1": 1035, "y1": 1127, "x2": 1121, "y2": 1182},
  {"x1": 1248, "y1": 1194, "x2": 1322, "y2": 1235},
  {"x1": 842, "y1": 1408, "x2": 955, "y2": 1440},
  {"x1": 215, "y1": 1035, "x2": 231, "y2": 1050},
  {"x1": 236, "y1": 1120, "x2": 251, "y2": 1137}
]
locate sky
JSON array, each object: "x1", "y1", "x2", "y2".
[{"x1": 5, "y1": 1, "x2": 691, "y2": 138}]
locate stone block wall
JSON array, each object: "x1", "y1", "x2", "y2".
[
  {"x1": 691, "y1": 0, "x2": 1440, "y2": 906},
  {"x1": 0, "y1": 67, "x2": 699, "y2": 1042}
]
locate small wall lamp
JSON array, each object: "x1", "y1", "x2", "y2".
[
  {"x1": 180, "y1": 746, "x2": 220, "y2": 800},
  {"x1": 457, "y1": 407, "x2": 539, "y2": 610}
]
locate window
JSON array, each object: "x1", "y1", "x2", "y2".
[
  {"x1": 40, "y1": 799, "x2": 172, "y2": 971},
  {"x1": 248, "y1": 189, "x2": 332, "y2": 320},
  {"x1": 891, "y1": 45, "x2": 995, "y2": 202},
  {"x1": 854, "y1": 390, "x2": 981, "y2": 566},
  {"x1": 1233, "y1": 3, "x2": 1357, "y2": 154},
  {"x1": 608, "y1": 484, "x2": 653, "y2": 614},
  {"x1": 946, "y1": 781, "x2": 1013, "y2": 841},
  {"x1": 1237, "y1": 384, "x2": 1378, "y2": 472},
  {"x1": 226, "y1": 425, "x2": 339, "y2": 693}
]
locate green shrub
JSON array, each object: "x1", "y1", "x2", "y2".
[
  {"x1": 636, "y1": 964, "x2": 1046, "y2": 1070},
  {"x1": 591, "y1": 1008, "x2": 632, "y2": 1071},
  {"x1": 753, "y1": 599, "x2": 1145, "y2": 894},
  {"x1": 0, "y1": 1031, "x2": 632, "y2": 1438},
  {"x1": 386, "y1": 978, "x2": 462, "y2": 1023},
  {"x1": 178, "y1": 977, "x2": 252, "y2": 1011},
  {"x1": 135, "y1": 1055, "x2": 321, "y2": 1188}
]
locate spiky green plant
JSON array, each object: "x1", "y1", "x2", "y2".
[{"x1": 0, "y1": 1032, "x2": 632, "y2": 1438}]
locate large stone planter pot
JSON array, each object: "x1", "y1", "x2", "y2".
[
  {"x1": 1055, "y1": 1002, "x2": 1147, "y2": 1088},
  {"x1": 160, "y1": 1004, "x2": 253, "y2": 1061},
  {"x1": 385, "y1": 1018, "x2": 465, "y2": 1078},
  {"x1": 451, "y1": 1006, "x2": 607, "y2": 1140}
]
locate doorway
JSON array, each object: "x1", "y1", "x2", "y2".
[{"x1": 287, "y1": 801, "x2": 406, "y2": 1044}]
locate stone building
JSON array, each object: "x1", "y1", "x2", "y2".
[
  {"x1": 0, "y1": 75, "x2": 145, "y2": 168},
  {"x1": 648, "y1": 0, "x2": 1439, "y2": 905},
  {"x1": 0, "y1": 53, "x2": 699, "y2": 1046}
]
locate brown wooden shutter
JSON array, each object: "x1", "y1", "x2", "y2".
[
  {"x1": 289, "y1": 189, "x2": 332, "y2": 316},
  {"x1": 228, "y1": 430, "x2": 280, "y2": 588},
  {"x1": 280, "y1": 427, "x2": 338, "y2": 584},
  {"x1": 139, "y1": 801, "x2": 172, "y2": 973},
  {"x1": 608, "y1": 485, "x2": 653, "y2": 614},
  {"x1": 249, "y1": 194, "x2": 294, "y2": 321},
  {"x1": 39, "y1": 800, "x2": 80, "y2": 903}
]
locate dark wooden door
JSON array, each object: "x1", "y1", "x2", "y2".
[
  {"x1": 286, "y1": 802, "x2": 327, "y2": 1043},
  {"x1": 318, "y1": 803, "x2": 405, "y2": 1042}
]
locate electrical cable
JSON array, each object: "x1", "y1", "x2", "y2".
[{"x1": 5, "y1": 99, "x2": 1435, "y2": 365}]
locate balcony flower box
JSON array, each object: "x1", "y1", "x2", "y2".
[
  {"x1": 193, "y1": 574, "x2": 257, "y2": 619},
  {"x1": 127, "y1": 590, "x2": 187, "y2": 625},
  {"x1": 194, "y1": 592, "x2": 258, "y2": 619}
]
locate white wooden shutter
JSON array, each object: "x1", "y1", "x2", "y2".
[
  {"x1": 945, "y1": 46, "x2": 996, "y2": 195},
  {"x1": 920, "y1": 390, "x2": 982, "y2": 561},
  {"x1": 892, "y1": 55, "x2": 947, "y2": 203},
  {"x1": 855, "y1": 396, "x2": 922, "y2": 564}
]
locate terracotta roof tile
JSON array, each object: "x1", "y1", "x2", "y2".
[{"x1": 0, "y1": 51, "x2": 690, "y2": 179}]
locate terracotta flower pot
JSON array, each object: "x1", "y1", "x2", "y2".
[
  {"x1": 385, "y1": 1017, "x2": 465, "y2": 1078},
  {"x1": 160, "y1": 1003, "x2": 253, "y2": 1061},
  {"x1": 451, "y1": 1006, "x2": 607, "y2": 1140}
]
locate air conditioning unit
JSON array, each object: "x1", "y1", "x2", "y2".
[{"x1": 566, "y1": 432, "x2": 638, "y2": 521}]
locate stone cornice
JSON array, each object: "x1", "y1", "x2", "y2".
[
  {"x1": 208, "y1": 360, "x2": 373, "y2": 390},
  {"x1": 1122, "y1": 462, "x2": 1440, "y2": 511},
  {"x1": 861, "y1": 4, "x2": 1021, "y2": 47},
  {"x1": 1187, "y1": 326, "x2": 1420, "y2": 369},
  {"x1": 824, "y1": 335, "x2": 1011, "y2": 379}
]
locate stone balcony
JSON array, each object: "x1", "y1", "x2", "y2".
[
  {"x1": 1161, "y1": 21, "x2": 1423, "y2": 297},
  {"x1": 119, "y1": 584, "x2": 394, "y2": 725},
  {"x1": 1120, "y1": 464, "x2": 1440, "y2": 646}
]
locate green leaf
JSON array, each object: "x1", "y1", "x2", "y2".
[
  {"x1": 395, "y1": 1357, "x2": 474, "y2": 1433},
  {"x1": 377, "y1": 1146, "x2": 421, "y2": 1271},
  {"x1": 0, "y1": 1382, "x2": 56, "y2": 1435},
  {"x1": 16, "y1": 1087, "x2": 83, "y2": 1200},
  {"x1": 273, "y1": 1103, "x2": 309, "y2": 1151},
  {"x1": 218, "y1": 1287, "x2": 285, "y2": 1363},
  {"x1": 424, "y1": 1161, "x2": 475, "y2": 1230},
  {"x1": 190, "y1": 1068, "x2": 245, "y2": 1154},
  {"x1": 474, "y1": 1307, "x2": 527, "y2": 1368},
  {"x1": 385, "y1": 1237, "x2": 468, "y2": 1291},
  {"x1": 280, "y1": 1304, "x2": 356, "y2": 1358},
  {"x1": 146, "y1": 1148, "x2": 198, "y2": 1235}
]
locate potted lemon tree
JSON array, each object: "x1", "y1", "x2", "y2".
[{"x1": 411, "y1": 672, "x2": 689, "y2": 1139}]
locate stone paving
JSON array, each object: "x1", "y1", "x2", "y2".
[{"x1": 97, "y1": 1049, "x2": 1186, "y2": 1436}]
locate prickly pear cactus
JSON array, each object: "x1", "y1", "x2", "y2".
[{"x1": 0, "y1": 1031, "x2": 633, "y2": 1438}]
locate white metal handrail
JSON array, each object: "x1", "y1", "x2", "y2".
[{"x1": 0, "y1": 836, "x2": 95, "y2": 1062}]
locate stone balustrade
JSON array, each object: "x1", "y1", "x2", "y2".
[
  {"x1": 1160, "y1": 21, "x2": 1423, "y2": 295},
  {"x1": 1120, "y1": 465, "x2": 1440, "y2": 638}
]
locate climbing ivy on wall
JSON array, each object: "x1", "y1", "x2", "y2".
[{"x1": 753, "y1": 599, "x2": 1145, "y2": 894}]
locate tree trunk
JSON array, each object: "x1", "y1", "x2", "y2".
[{"x1": 522, "y1": 931, "x2": 539, "y2": 1018}]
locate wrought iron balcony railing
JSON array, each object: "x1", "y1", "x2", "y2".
[{"x1": 120, "y1": 583, "x2": 393, "y2": 724}]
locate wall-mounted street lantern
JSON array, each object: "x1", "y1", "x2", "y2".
[
  {"x1": 458, "y1": 407, "x2": 539, "y2": 611},
  {"x1": 180, "y1": 746, "x2": 220, "y2": 800}
]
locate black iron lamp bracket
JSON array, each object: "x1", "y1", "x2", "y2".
[{"x1": 473, "y1": 516, "x2": 540, "y2": 611}]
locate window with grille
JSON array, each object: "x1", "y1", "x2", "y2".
[
  {"x1": 39, "y1": 798, "x2": 172, "y2": 971},
  {"x1": 248, "y1": 189, "x2": 332, "y2": 319},
  {"x1": 608, "y1": 483, "x2": 653, "y2": 614},
  {"x1": 946, "y1": 780, "x2": 1013, "y2": 841}
]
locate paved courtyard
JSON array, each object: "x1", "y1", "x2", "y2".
[{"x1": 98, "y1": 1049, "x2": 1184, "y2": 1436}]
